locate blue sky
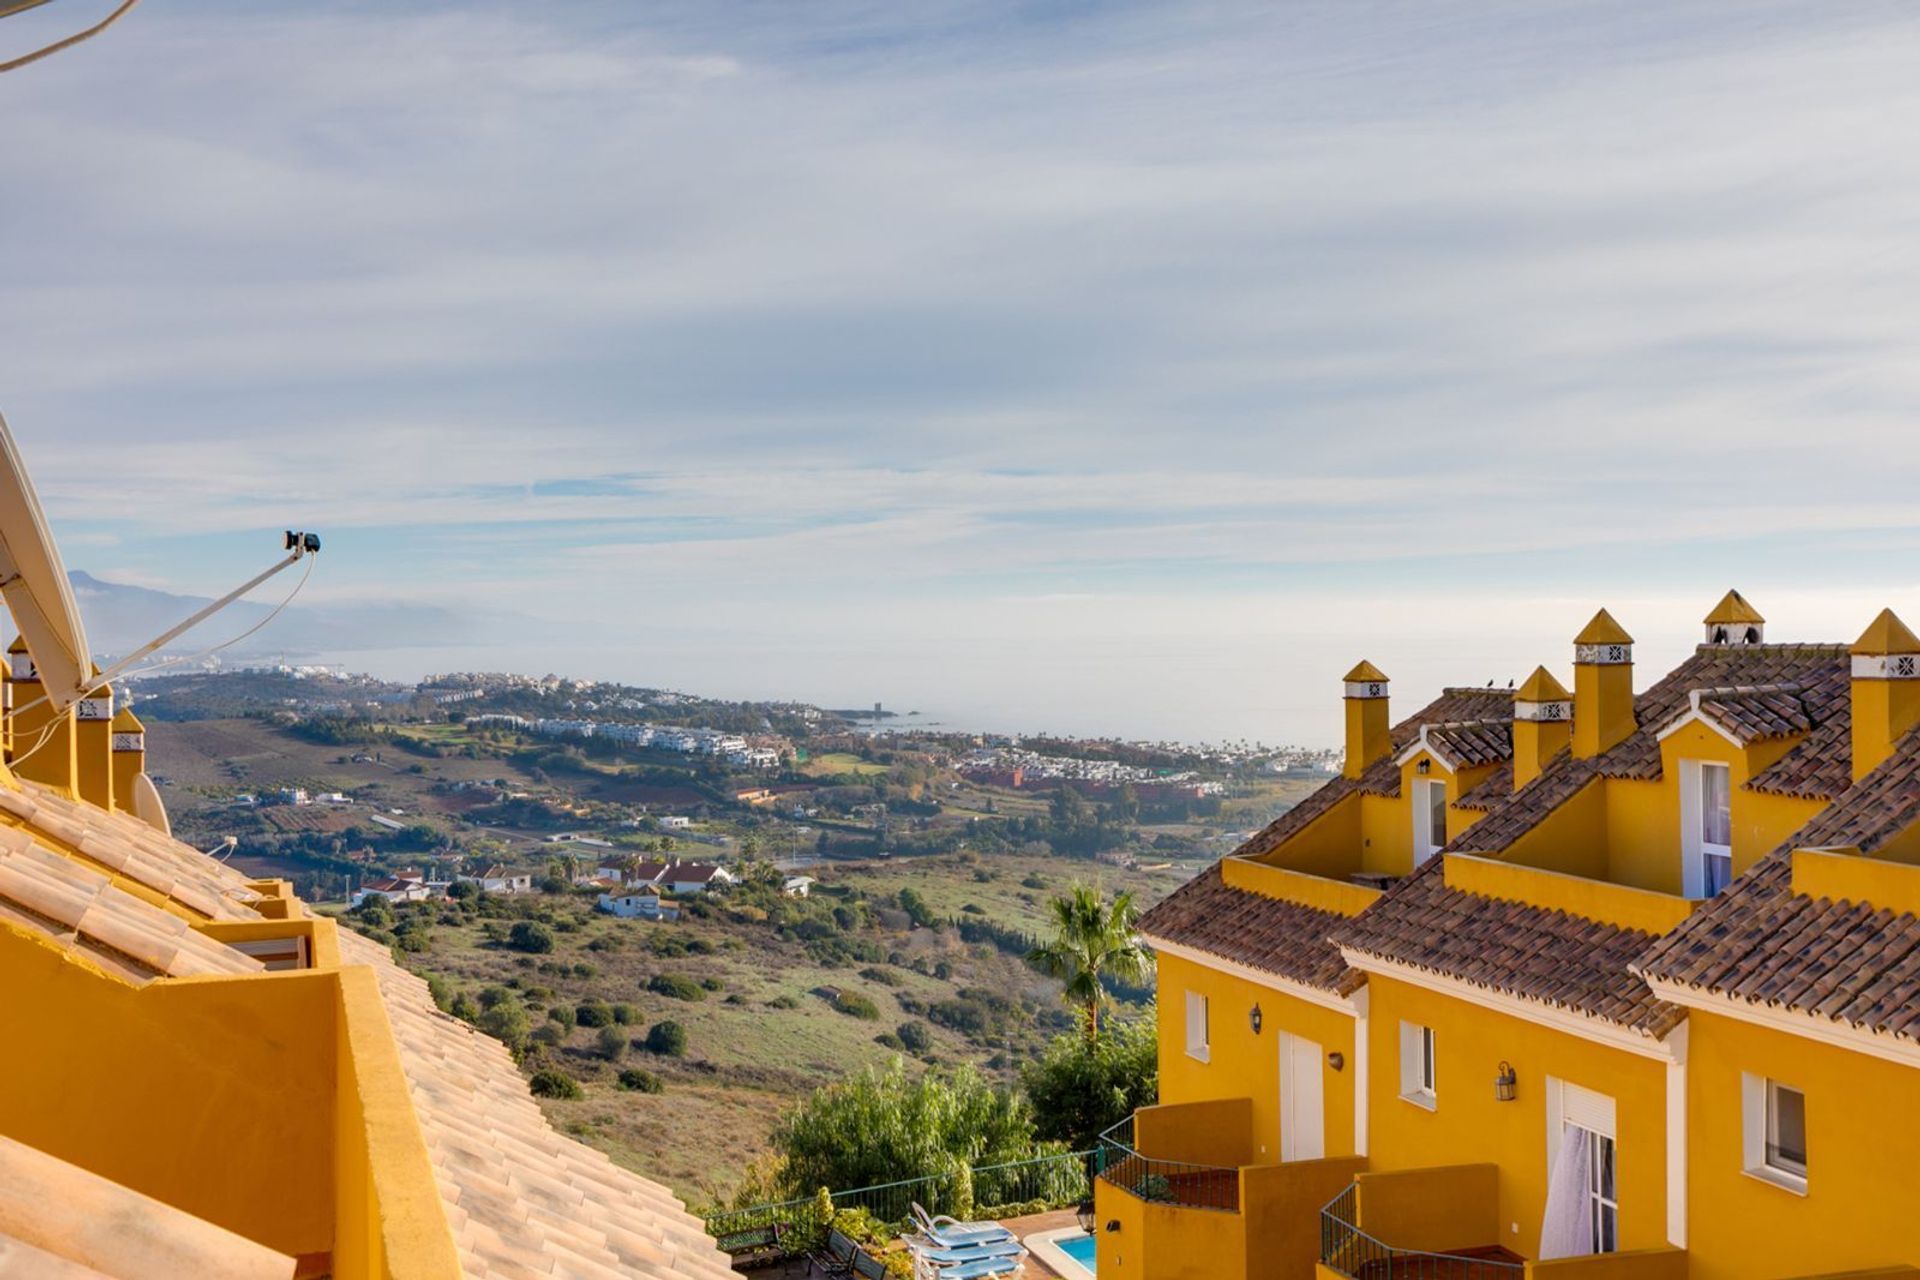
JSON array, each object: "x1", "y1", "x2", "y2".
[{"x1": 3, "y1": 0, "x2": 1920, "y2": 742}]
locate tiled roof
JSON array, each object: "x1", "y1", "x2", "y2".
[
  {"x1": 0, "y1": 827, "x2": 263, "y2": 983},
  {"x1": 0, "y1": 1133, "x2": 294, "y2": 1279},
  {"x1": 1680, "y1": 684, "x2": 1812, "y2": 743},
  {"x1": 1746, "y1": 716, "x2": 1854, "y2": 799},
  {"x1": 1454, "y1": 763, "x2": 1515, "y2": 812},
  {"x1": 0, "y1": 783, "x2": 263, "y2": 920},
  {"x1": 1332, "y1": 859, "x2": 1685, "y2": 1037},
  {"x1": 1416, "y1": 720, "x2": 1513, "y2": 769},
  {"x1": 1450, "y1": 645, "x2": 1852, "y2": 853},
  {"x1": 336, "y1": 930, "x2": 738, "y2": 1280},
  {"x1": 1637, "y1": 728, "x2": 1920, "y2": 1043},
  {"x1": 1236, "y1": 687, "x2": 1517, "y2": 861},
  {"x1": 1137, "y1": 863, "x2": 1357, "y2": 995}
]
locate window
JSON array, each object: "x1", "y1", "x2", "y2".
[
  {"x1": 1543, "y1": 1079, "x2": 1618, "y2": 1259},
  {"x1": 1742, "y1": 1073, "x2": 1808, "y2": 1192},
  {"x1": 1413, "y1": 778, "x2": 1448, "y2": 866},
  {"x1": 1398, "y1": 1021, "x2": 1436, "y2": 1108},
  {"x1": 1587, "y1": 1133, "x2": 1618, "y2": 1253},
  {"x1": 1185, "y1": 991, "x2": 1210, "y2": 1062},
  {"x1": 1682, "y1": 759, "x2": 1735, "y2": 898}
]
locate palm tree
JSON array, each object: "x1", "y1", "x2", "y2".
[{"x1": 1027, "y1": 885, "x2": 1149, "y2": 1042}]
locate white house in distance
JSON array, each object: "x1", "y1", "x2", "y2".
[
  {"x1": 351, "y1": 874, "x2": 430, "y2": 907},
  {"x1": 657, "y1": 815, "x2": 692, "y2": 830},
  {"x1": 596, "y1": 860, "x2": 735, "y2": 895},
  {"x1": 456, "y1": 865, "x2": 533, "y2": 894},
  {"x1": 782, "y1": 875, "x2": 815, "y2": 898},
  {"x1": 596, "y1": 890, "x2": 680, "y2": 922}
]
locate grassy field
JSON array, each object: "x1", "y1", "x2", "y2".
[
  {"x1": 799, "y1": 751, "x2": 889, "y2": 777},
  {"x1": 358, "y1": 850, "x2": 1175, "y2": 1204}
]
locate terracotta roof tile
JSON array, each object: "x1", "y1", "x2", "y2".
[
  {"x1": 1638, "y1": 728, "x2": 1920, "y2": 1042},
  {"x1": 1137, "y1": 863, "x2": 1356, "y2": 995},
  {"x1": 1332, "y1": 858, "x2": 1684, "y2": 1037}
]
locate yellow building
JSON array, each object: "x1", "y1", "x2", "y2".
[
  {"x1": 0, "y1": 423, "x2": 733, "y2": 1278},
  {"x1": 1101, "y1": 594, "x2": 1920, "y2": 1280}
]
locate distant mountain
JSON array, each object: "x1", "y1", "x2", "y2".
[{"x1": 68, "y1": 571, "x2": 468, "y2": 658}]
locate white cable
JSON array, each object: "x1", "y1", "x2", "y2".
[{"x1": 4, "y1": 552, "x2": 317, "y2": 771}]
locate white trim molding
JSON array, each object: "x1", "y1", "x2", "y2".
[
  {"x1": 1663, "y1": 1021, "x2": 1689, "y2": 1248},
  {"x1": 1852, "y1": 653, "x2": 1920, "y2": 680},
  {"x1": 1341, "y1": 948, "x2": 1684, "y2": 1064},
  {"x1": 1575, "y1": 643, "x2": 1632, "y2": 666},
  {"x1": 1145, "y1": 934, "x2": 1365, "y2": 1016},
  {"x1": 1641, "y1": 976, "x2": 1920, "y2": 1072},
  {"x1": 1351, "y1": 985, "x2": 1371, "y2": 1157},
  {"x1": 1345, "y1": 679, "x2": 1389, "y2": 699}
]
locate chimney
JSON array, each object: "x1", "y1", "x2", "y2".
[
  {"x1": 1512, "y1": 665, "x2": 1572, "y2": 788},
  {"x1": 111, "y1": 705, "x2": 147, "y2": 813},
  {"x1": 74, "y1": 670, "x2": 115, "y2": 811},
  {"x1": 1704, "y1": 590, "x2": 1765, "y2": 646},
  {"x1": 1342, "y1": 661, "x2": 1391, "y2": 779},
  {"x1": 7, "y1": 634, "x2": 77, "y2": 795},
  {"x1": 1849, "y1": 608, "x2": 1920, "y2": 780},
  {"x1": 1572, "y1": 609, "x2": 1636, "y2": 759}
]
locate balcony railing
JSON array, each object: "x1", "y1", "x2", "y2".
[
  {"x1": 1319, "y1": 1183, "x2": 1523, "y2": 1279},
  {"x1": 1095, "y1": 1115, "x2": 1240, "y2": 1213}
]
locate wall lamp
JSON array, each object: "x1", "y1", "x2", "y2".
[
  {"x1": 1416, "y1": 758, "x2": 1431, "y2": 774},
  {"x1": 1327, "y1": 1051, "x2": 1345, "y2": 1072},
  {"x1": 1105, "y1": 1220, "x2": 1122, "y2": 1234},
  {"x1": 1249, "y1": 1003, "x2": 1263, "y2": 1034},
  {"x1": 1495, "y1": 1061, "x2": 1517, "y2": 1102}
]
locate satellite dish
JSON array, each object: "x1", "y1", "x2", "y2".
[
  {"x1": 0, "y1": 411, "x2": 92, "y2": 711},
  {"x1": 131, "y1": 772, "x2": 171, "y2": 836}
]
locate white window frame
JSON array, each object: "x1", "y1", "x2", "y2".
[
  {"x1": 1413, "y1": 778, "x2": 1448, "y2": 866},
  {"x1": 1398, "y1": 1021, "x2": 1436, "y2": 1109},
  {"x1": 1679, "y1": 759, "x2": 1735, "y2": 899},
  {"x1": 1185, "y1": 991, "x2": 1210, "y2": 1063},
  {"x1": 1741, "y1": 1073, "x2": 1808, "y2": 1194},
  {"x1": 1548, "y1": 1079, "x2": 1619, "y2": 1255}
]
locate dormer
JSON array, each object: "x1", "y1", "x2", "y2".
[
  {"x1": 1342, "y1": 661, "x2": 1390, "y2": 779},
  {"x1": 1703, "y1": 590, "x2": 1765, "y2": 646},
  {"x1": 1512, "y1": 666, "x2": 1572, "y2": 788},
  {"x1": 1572, "y1": 609, "x2": 1635, "y2": 759},
  {"x1": 1851, "y1": 608, "x2": 1920, "y2": 781}
]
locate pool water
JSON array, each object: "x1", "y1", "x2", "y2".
[{"x1": 1057, "y1": 1232, "x2": 1097, "y2": 1272}]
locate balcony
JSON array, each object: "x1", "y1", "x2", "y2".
[
  {"x1": 1094, "y1": 1100, "x2": 1364, "y2": 1280},
  {"x1": 1316, "y1": 1167, "x2": 1686, "y2": 1280}
]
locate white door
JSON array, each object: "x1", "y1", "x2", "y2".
[
  {"x1": 1278, "y1": 1032, "x2": 1325, "y2": 1161},
  {"x1": 1412, "y1": 778, "x2": 1447, "y2": 865}
]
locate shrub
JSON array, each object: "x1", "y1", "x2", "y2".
[
  {"x1": 896, "y1": 1021, "x2": 932, "y2": 1053},
  {"x1": 1021, "y1": 1009, "x2": 1158, "y2": 1151},
  {"x1": 859, "y1": 966, "x2": 902, "y2": 987},
  {"x1": 699, "y1": 977, "x2": 724, "y2": 992},
  {"x1": 646, "y1": 1021, "x2": 687, "y2": 1057},
  {"x1": 874, "y1": 1033, "x2": 905, "y2": 1051},
  {"x1": 478, "y1": 985, "x2": 514, "y2": 1010},
  {"x1": 477, "y1": 1002, "x2": 529, "y2": 1053},
  {"x1": 449, "y1": 992, "x2": 480, "y2": 1022},
  {"x1": 575, "y1": 1001, "x2": 614, "y2": 1028},
  {"x1": 834, "y1": 992, "x2": 881, "y2": 1021},
  {"x1": 649, "y1": 973, "x2": 705, "y2": 1002},
  {"x1": 529, "y1": 1068, "x2": 581, "y2": 1100},
  {"x1": 596, "y1": 1025, "x2": 629, "y2": 1061},
  {"x1": 508, "y1": 921, "x2": 554, "y2": 954},
  {"x1": 611, "y1": 1003, "x2": 639, "y2": 1025},
  {"x1": 767, "y1": 994, "x2": 799, "y2": 1009},
  {"x1": 547, "y1": 1005, "x2": 577, "y2": 1030},
  {"x1": 531, "y1": 1023, "x2": 564, "y2": 1047},
  {"x1": 573, "y1": 962, "x2": 596, "y2": 978},
  {"x1": 426, "y1": 974, "x2": 454, "y2": 1012},
  {"x1": 617, "y1": 1068, "x2": 664, "y2": 1093}
]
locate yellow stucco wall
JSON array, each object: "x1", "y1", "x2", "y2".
[
  {"x1": 1254, "y1": 792, "x2": 1365, "y2": 880},
  {"x1": 1363, "y1": 976, "x2": 1672, "y2": 1259},
  {"x1": 1093, "y1": 1156, "x2": 1364, "y2": 1280},
  {"x1": 0, "y1": 923, "x2": 337, "y2": 1257},
  {"x1": 1156, "y1": 951, "x2": 1358, "y2": 1165},
  {"x1": 1683, "y1": 1009, "x2": 1920, "y2": 1280}
]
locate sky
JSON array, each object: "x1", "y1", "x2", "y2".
[{"x1": 4, "y1": 1, "x2": 1920, "y2": 744}]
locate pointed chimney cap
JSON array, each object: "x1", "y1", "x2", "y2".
[
  {"x1": 111, "y1": 705, "x2": 143, "y2": 731},
  {"x1": 1852, "y1": 608, "x2": 1920, "y2": 656},
  {"x1": 1704, "y1": 590, "x2": 1764, "y2": 626},
  {"x1": 1574, "y1": 609, "x2": 1634, "y2": 647},
  {"x1": 6, "y1": 635, "x2": 25, "y2": 655},
  {"x1": 1515, "y1": 665, "x2": 1571, "y2": 702},
  {"x1": 1343, "y1": 660, "x2": 1389, "y2": 683}
]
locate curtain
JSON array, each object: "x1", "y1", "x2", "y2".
[{"x1": 1539, "y1": 1124, "x2": 1594, "y2": 1260}]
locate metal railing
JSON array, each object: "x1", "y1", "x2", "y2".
[
  {"x1": 1319, "y1": 1183, "x2": 1524, "y2": 1279},
  {"x1": 703, "y1": 1149, "x2": 1092, "y2": 1252},
  {"x1": 1094, "y1": 1115, "x2": 1241, "y2": 1213}
]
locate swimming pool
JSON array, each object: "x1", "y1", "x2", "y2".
[{"x1": 1025, "y1": 1226, "x2": 1096, "y2": 1279}]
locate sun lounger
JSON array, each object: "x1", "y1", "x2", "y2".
[{"x1": 909, "y1": 1203, "x2": 1014, "y2": 1249}]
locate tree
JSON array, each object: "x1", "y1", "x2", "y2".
[
  {"x1": 597, "y1": 1025, "x2": 630, "y2": 1061},
  {"x1": 772, "y1": 1059, "x2": 1044, "y2": 1198},
  {"x1": 1021, "y1": 1009, "x2": 1158, "y2": 1151},
  {"x1": 1026, "y1": 885, "x2": 1149, "y2": 1042},
  {"x1": 478, "y1": 1002, "x2": 529, "y2": 1053}
]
